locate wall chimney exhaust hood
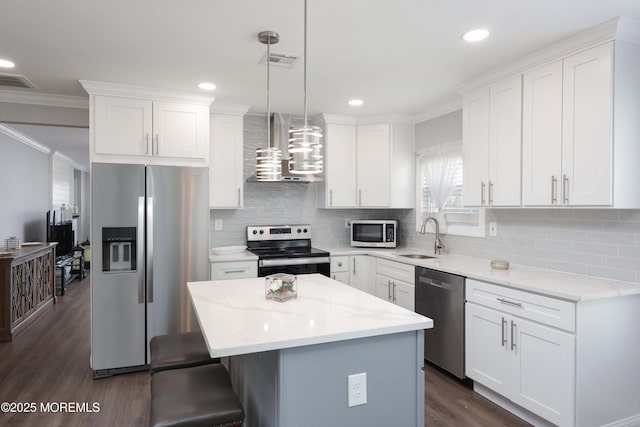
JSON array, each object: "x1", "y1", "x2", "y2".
[{"x1": 247, "y1": 113, "x2": 324, "y2": 183}]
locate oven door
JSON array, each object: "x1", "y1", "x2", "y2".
[{"x1": 258, "y1": 257, "x2": 330, "y2": 277}]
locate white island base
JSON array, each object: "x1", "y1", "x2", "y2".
[{"x1": 229, "y1": 329, "x2": 424, "y2": 427}]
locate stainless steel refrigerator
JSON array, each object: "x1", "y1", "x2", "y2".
[{"x1": 90, "y1": 163, "x2": 209, "y2": 377}]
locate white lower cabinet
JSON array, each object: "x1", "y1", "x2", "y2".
[
  {"x1": 210, "y1": 260, "x2": 257, "y2": 280},
  {"x1": 466, "y1": 279, "x2": 576, "y2": 426},
  {"x1": 466, "y1": 303, "x2": 575, "y2": 426},
  {"x1": 330, "y1": 256, "x2": 350, "y2": 285},
  {"x1": 375, "y1": 258, "x2": 414, "y2": 311},
  {"x1": 349, "y1": 255, "x2": 375, "y2": 295}
]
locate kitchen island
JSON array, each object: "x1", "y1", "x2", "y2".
[{"x1": 188, "y1": 273, "x2": 432, "y2": 427}]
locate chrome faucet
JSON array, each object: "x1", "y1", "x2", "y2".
[{"x1": 420, "y1": 216, "x2": 445, "y2": 255}]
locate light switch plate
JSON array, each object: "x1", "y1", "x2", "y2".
[
  {"x1": 214, "y1": 219, "x2": 223, "y2": 231},
  {"x1": 489, "y1": 221, "x2": 497, "y2": 237}
]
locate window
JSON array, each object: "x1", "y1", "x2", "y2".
[{"x1": 415, "y1": 141, "x2": 485, "y2": 237}]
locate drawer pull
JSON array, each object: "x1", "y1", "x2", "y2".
[
  {"x1": 511, "y1": 321, "x2": 517, "y2": 350},
  {"x1": 497, "y1": 297, "x2": 522, "y2": 307},
  {"x1": 223, "y1": 269, "x2": 246, "y2": 274},
  {"x1": 501, "y1": 317, "x2": 507, "y2": 347}
]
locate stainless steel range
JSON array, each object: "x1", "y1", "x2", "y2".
[{"x1": 246, "y1": 224, "x2": 330, "y2": 277}]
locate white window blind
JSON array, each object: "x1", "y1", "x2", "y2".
[{"x1": 416, "y1": 141, "x2": 485, "y2": 237}]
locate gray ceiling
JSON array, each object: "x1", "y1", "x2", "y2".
[{"x1": 1, "y1": 0, "x2": 639, "y2": 166}]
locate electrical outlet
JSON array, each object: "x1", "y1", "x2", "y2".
[
  {"x1": 348, "y1": 372, "x2": 367, "y2": 407},
  {"x1": 214, "y1": 219, "x2": 223, "y2": 231},
  {"x1": 489, "y1": 221, "x2": 497, "y2": 237}
]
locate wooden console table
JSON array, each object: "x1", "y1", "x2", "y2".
[{"x1": 0, "y1": 243, "x2": 57, "y2": 341}]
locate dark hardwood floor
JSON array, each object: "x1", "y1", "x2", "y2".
[{"x1": 0, "y1": 275, "x2": 530, "y2": 427}]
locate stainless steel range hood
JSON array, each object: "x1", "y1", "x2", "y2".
[{"x1": 247, "y1": 113, "x2": 323, "y2": 183}]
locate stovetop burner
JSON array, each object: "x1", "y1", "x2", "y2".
[{"x1": 246, "y1": 224, "x2": 329, "y2": 259}]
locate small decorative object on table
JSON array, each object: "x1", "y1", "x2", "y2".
[
  {"x1": 490, "y1": 260, "x2": 510, "y2": 270},
  {"x1": 5, "y1": 236, "x2": 21, "y2": 251},
  {"x1": 265, "y1": 273, "x2": 297, "y2": 302}
]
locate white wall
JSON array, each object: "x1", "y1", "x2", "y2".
[{"x1": 0, "y1": 133, "x2": 50, "y2": 242}]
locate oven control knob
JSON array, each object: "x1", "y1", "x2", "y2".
[
  {"x1": 303, "y1": 228, "x2": 308, "y2": 233},
  {"x1": 297, "y1": 228, "x2": 302, "y2": 233},
  {"x1": 259, "y1": 230, "x2": 264, "y2": 235},
  {"x1": 252, "y1": 230, "x2": 258, "y2": 235}
]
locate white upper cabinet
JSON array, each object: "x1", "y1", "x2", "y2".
[
  {"x1": 357, "y1": 123, "x2": 391, "y2": 207},
  {"x1": 323, "y1": 123, "x2": 358, "y2": 208},
  {"x1": 522, "y1": 61, "x2": 564, "y2": 206},
  {"x1": 463, "y1": 75, "x2": 522, "y2": 207},
  {"x1": 209, "y1": 107, "x2": 248, "y2": 209},
  {"x1": 317, "y1": 115, "x2": 414, "y2": 209},
  {"x1": 81, "y1": 81, "x2": 214, "y2": 166},
  {"x1": 523, "y1": 40, "x2": 640, "y2": 207}
]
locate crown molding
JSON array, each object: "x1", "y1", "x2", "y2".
[
  {"x1": 457, "y1": 16, "x2": 640, "y2": 94},
  {"x1": 320, "y1": 113, "x2": 358, "y2": 125},
  {"x1": 0, "y1": 90, "x2": 89, "y2": 109},
  {"x1": 411, "y1": 99, "x2": 462, "y2": 124},
  {"x1": 0, "y1": 123, "x2": 51, "y2": 154},
  {"x1": 52, "y1": 150, "x2": 87, "y2": 172},
  {"x1": 209, "y1": 103, "x2": 250, "y2": 115},
  {"x1": 79, "y1": 80, "x2": 216, "y2": 105}
]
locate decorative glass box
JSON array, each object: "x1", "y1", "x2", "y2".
[{"x1": 265, "y1": 273, "x2": 298, "y2": 302}]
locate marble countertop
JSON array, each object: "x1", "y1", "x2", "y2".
[
  {"x1": 188, "y1": 273, "x2": 433, "y2": 358},
  {"x1": 322, "y1": 247, "x2": 640, "y2": 302},
  {"x1": 209, "y1": 250, "x2": 258, "y2": 263}
]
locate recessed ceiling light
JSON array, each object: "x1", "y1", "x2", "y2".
[
  {"x1": 198, "y1": 82, "x2": 216, "y2": 91},
  {"x1": 462, "y1": 28, "x2": 489, "y2": 43},
  {"x1": 0, "y1": 58, "x2": 16, "y2": 68},
  {"x1": 348, "y1": 99, "x2": 363, "y2": 106}
]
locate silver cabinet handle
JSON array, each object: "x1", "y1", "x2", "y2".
[
  {"x1": 497, "y1": 297, "x2": 522, "y2": 307},
  {"x1": 388, "y1": 280, "x2": 392, "y2": 300},
  {"x1": 481, "y1": 181, "x2": 486, "y2": 205},
  {"x1": 551, "y1": 176, "x2": 558, "y2": 204},
  {"x1": 154, "y1": 134, "x2": 159, "y2": 155},
  {"x1": 329, "y1": 189, "x2": 333, "y2": 206},
  {"x1": 491, "y1": 181, "x2": 495, "y2": 205},
  {"x1": 145, "y1": 133, "x2": 150, "y2": 155},
  {"x1": 501, "y1": 317, "x2": 507, "y2": 347},
  {"x1": 237, "y1": 188, "x2": 241, "y2": 207},
  {"x1": 392, "y1": 282, "x2": 397, "y2": 302},
  {"x1": 352, "y1": 261, "x2": 356, "y2": 275},
  {"x1": 511, "y1": 321, "x2": 517, "y2": 350},
  {"x1": 563, "y1": 174, "x2": 569, "y2": 204},
  {"x1": 223, "y1": 269, "x2": 246, "y2": 274}
]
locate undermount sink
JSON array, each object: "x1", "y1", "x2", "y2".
[{"x1": 399, "y1": 254, "x2": 436, "y2": 259}]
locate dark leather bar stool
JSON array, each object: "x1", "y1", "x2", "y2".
[
  {"x1": 149, "y1": 331, "x2": 219, "y2": 375},
  {"x1": 150, "y1": 363, "x2": 244, "y2": 427}
]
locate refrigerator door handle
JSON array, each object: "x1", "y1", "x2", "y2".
[
  {"x1": 137, "y1": 196, "x2": 145, "y2": 304},
  {"x1": 147, "y1": 196, "x2": 154, "y2": 303}
]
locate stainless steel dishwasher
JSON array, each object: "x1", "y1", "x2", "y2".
[{"x1": 415, "y1": 266, "x2": 466, "y2": 379}]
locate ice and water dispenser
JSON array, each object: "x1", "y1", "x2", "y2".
[{"x1": 102, "y1": 227, "x2": 137, "y2": 272}]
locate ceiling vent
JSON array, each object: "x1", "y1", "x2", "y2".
[
  {"x1": 259, "y1": 52, "x2": 300, "y2": 69},
  {"x1": 0, "y1": 73, "x2": 37, "y2": 89}
]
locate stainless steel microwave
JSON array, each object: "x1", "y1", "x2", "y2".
[{"x1": 350, "y1": 220, "x2": 398, "y2": 248}]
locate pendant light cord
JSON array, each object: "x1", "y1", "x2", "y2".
[
  {"x1": 303, "y1": 0, "x2": 308, "y2": 128},
  {"x1": 267, "y1": 36, "x2": 272, "y2": 149}
]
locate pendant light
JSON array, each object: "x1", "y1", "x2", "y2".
[
  {"x1": 256, "y1": 31, "x2": 282, "y2": 181},
  {"x1": 288, "y1": 0, "x2": 323, "y2": 175}
]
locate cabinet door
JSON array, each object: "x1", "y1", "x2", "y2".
[
  {"x1": 331, "y1": 272, "x2": 350, "y2": 285},
  {"x1": 510, "y1": 317, "x2": 575, "y2": 427},
  {"x1": 350, "y1": 255, "x2": 374, "y2": 295},
  {"x1": 562, "y1": 42, "x2": 613, "y2": 206},
  {"x1": 522, "y1": 61, "x2": 563, "y2": 206},
  {"x1": 94, "y1": 96, "x2": 152, "y2": 156},
  {"x1": 153, "y1": 102, "x2": 209, "y2": 159},
  {"x1": 462, "y1": 87, "x2": 490, "y2": 207},
  {"x1": 210, "y1": 114, "x2": 243, "y2": 208},
  {"x1": 465, "y1": 303, "x2": 511, "y2": 397},
  {"x1": 393, "y1": 279, "x2": 414, "y2": 311},
  {"x1": 325, "y1": 124, "x2": 357, "y2": 207},
  {"x1": 357, "y1": 124, "x2": 390, "y2": 207},
  {"x1": 490, "y1": 75, "x2": 522, "y2": 206},
  {"x1": 374, "y1": 274, "x2": 392, "y2": 302}
]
